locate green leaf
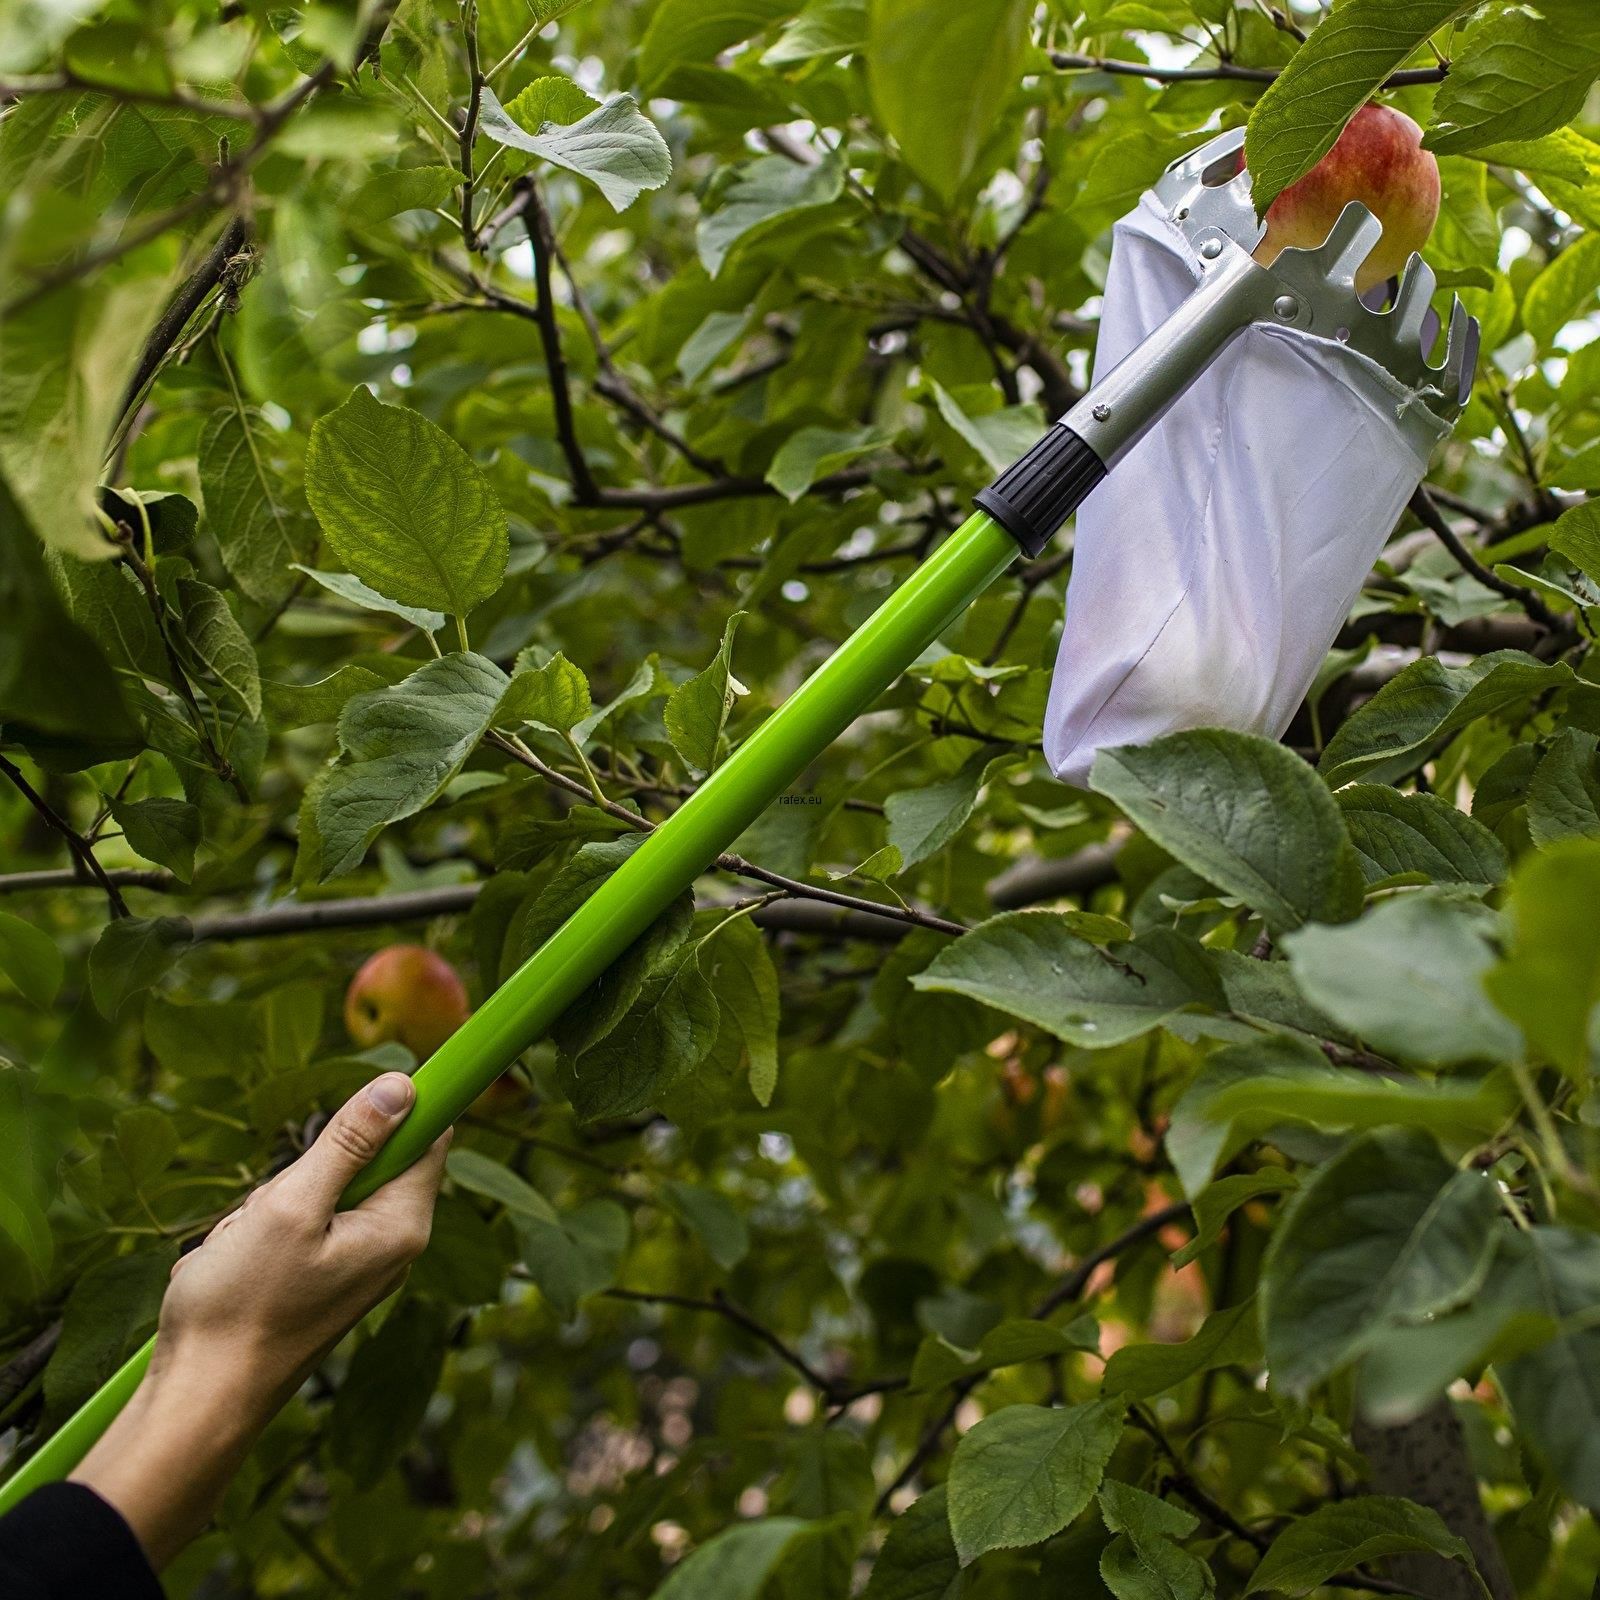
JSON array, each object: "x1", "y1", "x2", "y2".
[
  {"x1": 1098, "y1": 1480, "x2": 1214, "y2": 1600},
  {"x1": 862, "y1": 1485, "x2": 964, "y2": 1600},
  {"x1": 1102, "y1": 1299, "x2": 1258, "y2": 1402},
  {"x1": 1170, "y1": 1170, "x2": 1298, "y2": 1269},
  {"x1": 178, "y1": 576, "x2": 261, "y2": 720},
  {"x1": 0, "y1": 253, "x2": 178, "y2": 563},
  {"x1": 765, "y1": 422, "x2": 887, "y2": 502},
  {"x1": 1335, "y1": 785, "x2": 1506, "y2": 887},
  {"x1": 913, "y1": 915, "x2": 1224, "y2": 1050},
  {"x1": 1244, "y1": 1, "x2": 1478, "y2": 211},
  {"x1": 1244, "y1": 1496, "x2": 1475, "y2": 1595},
  {"x1": 476, "y1": 88, "x2": 670, "y2": 212},
  {"x1": 1527, "y1": 728, "x2": 1600, "y2": 847},
  {"x1": 663, "y1": 1179, "x2": 749, "y2": 1270},
  {"x1": 317, "y1": 653, "x2": 511, "y2": 879},
  {"x1": 0, "y1": 1066, "x2": 71, "y2": 1282},
  {"x1": 636, "y1": 0, "x2": 797, "y2": 93},
  {"x1": 290, "y1": 564, "x2": 447, "y2": 633},
  {"x1": 764, "y1": 0, "x2": 867, "y2": 69},
  {"x1": 518, "y1": 1197, "x2": 630, "y2": 1316},
  {"x1": 925, "y1": 381, "x2": 1045, "y2": 476},
  {"x1": 107, "y1": 795, "x2": 199, "y2": 881},
  {"x1": 305, "y1": 385, "x2": 507, "y2": 619},
  {"x1": 504, "y1": 651, "x2": 593, "y2": 734},
  {"x1": 44, "y1": 1246, "x2": 176, "y2": 1418},
  {"x1": 947, "y1": 1398, "x2": 1126, "y2": 1564},
  {"x1": 1549, "y1": 500, "x2": 1600, "y2": 584},
  {"x1": 502, "y1": 75, "x2": 597, "y2": 132},
  {"x1": 1496, "y1": 1224, "x2": 1600, "y2": 1508},
  {"x1": 1484, "y1": 838, "x2": 1600, "y2": 1077},
  {"x1": 263, "y1": 662, "x2": 398, "y2": 728},
  {"x1": 198, "y1": 403, "x2": 312, "y2": 605},
  {"x1": 1522, "y1": 232, "x2": 1600, "y2": 348},
  {"x1": 1261, "y1": 1131, "x2": 1502, "y2": 1397},
  {"x1": 886, "y1": 751, "x2": 1016, "y2": 869},
  {"x1": 88, "y1": 915, "x2": 191, "y2": 1018},
  {"x1": 867, "y1": 0, "x2": 1030, "y2": 201},
  {"x1": 1166, "y1": 1034, "x2": 1510, "y2": 1197},
  {"x1": 1319, "y1": 651, "x2": 1573, "y2": 789},
  {"x1": 446, "y1": 1147, "x2": 559, "y2": 1223},
  {"x1": 1427, "y1": 6, "x2": 1600, "y2": 156},
  {"x1": 910, "y1": 1317, "x2": 1099, "y2": 1394},
  {"x1": 1283, "y1": 893, "x2": 1520, "y2": 1067},
  {"x1": 568, "y1": 941, "x2": 721, "y2": 1121},
  {"x1": 0, "y1": 910, "x2": 63, "y2": 1009},
  {"x1": 697, "y1": 154, "x2": 845, "y2": 276},
  {"x1": 698, "y1": 912, "x2": 780, "y2": 1105},
  {"x1": 665, "y1": 612, "x2": 745, "y2": 774},
  {"x1": 327, "y1": 1299, "x2": 450, "y2": 1488},
  {"x1": 1090, "y1": 731, "x2": 1362, "y2": 934},
  {"x1": 348, "y1": 164, "x2": 460, "y2": 225},
  {"x1": 650, "y1": 1516, "x2": 816, "y2": 1600}
]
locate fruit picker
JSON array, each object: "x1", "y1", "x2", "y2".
[{"x1": 0, "y1": 110, "x2": 1479, "y2": 1520}]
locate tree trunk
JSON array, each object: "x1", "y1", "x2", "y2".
[{"x1": 1353, "y1": 1401, "x2": 1516, "y2": 1600}]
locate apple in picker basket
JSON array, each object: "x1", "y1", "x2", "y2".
[
  {"x1": 345, "y1": 944, "x2": 470, "y2": 1059},
  {"x1": 1248, "y1": 103, "x2": 1441, "y2": 297}
]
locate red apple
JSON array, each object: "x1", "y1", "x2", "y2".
[
  {"x1": 1252, "y1": 103, "x2": 1441, "y2": 296},
  {"x1": 344, "y1": 944, "x2": 470, "y2": 1060}
]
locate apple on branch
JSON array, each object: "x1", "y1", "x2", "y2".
[
  {"x1": 344, "y1": 944, "x2": 470, "y2": 1059},
  {"x1": 1248, "y1": 103, "x2": 1441, "y2": 296}
]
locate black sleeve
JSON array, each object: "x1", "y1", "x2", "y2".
[{"x1": 0, "y1": 1482, "x2": 164, "y2": 1600}]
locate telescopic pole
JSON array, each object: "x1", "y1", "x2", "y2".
[{"x1": 0, "y1": 215, "x2": 1278, "y2": 1508}]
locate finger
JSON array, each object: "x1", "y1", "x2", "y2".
[
  {"x1": 275, "y1": 1073, "x2": 417, "y2": 1219},
  {"x1": 346, "y1": 1129, "x2": 453, "y2": 1263}
]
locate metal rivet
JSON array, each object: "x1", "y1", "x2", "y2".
[
  {"x1": 1199, "y1": 238, "x2": 1223, "y2": 261},
  {"x1": 1273, "y1": 294, "x2": 1299, "y2": 319},
  {"x1": 1091, "y1": 403, "x2": 1111, "y2": 422}
]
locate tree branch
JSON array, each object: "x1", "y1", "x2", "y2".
[
  {"x1": 604, "y1": 1287, "x2": 839, "y2": 1396},
  {"x1": 522, "y1": 180, "x2": 600, "y2": 504},
  {"x1": 1408, "y1": 486, "x2": 1565, "y2": 636},
  {"x1": 0, "y1": 756, "x2": 129, "y2": 918},
  {"x1": 119, "y1": 215, "x2": 252, "y2": 425},
  {"x1": 1049, "y1": 51, "x2": 1449, "y2": 89}
]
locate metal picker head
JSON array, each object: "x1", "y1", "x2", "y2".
[{"x1": 1152, "y1": 126, "x2": 1479, "y2": 422}]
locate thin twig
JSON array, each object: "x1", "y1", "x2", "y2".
[
  {"x1": 0, "y1": 756, "x2": 129, "y2": 917},
  {"x1": 456, "y1": 3, "x2": 485, "y2": 250},
  {"x1": 522, "y1": 181, "x2": 600, "y2": 503},
  {"x1": 1408, "y1": 487, "x2": 1563, "y2": 634}
]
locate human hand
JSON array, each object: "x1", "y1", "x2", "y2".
[{"x1": 71, "y1": 1073, "x2": 450, "y2": 1567}]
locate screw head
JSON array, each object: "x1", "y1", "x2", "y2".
[
  {"x1": 1273, "y1": 294, "x2": 1300, "y2": 320},
  {"x1": 1091, "y1": 403, "x2": 1111, "y2": 422},
  {"x1": 1199, "y1": 238, "x2": 1223, "y2": 261}
]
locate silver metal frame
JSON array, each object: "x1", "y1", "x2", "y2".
[{"x1": 1060, "y1": 126, "x2": 1480, "y2": 471}]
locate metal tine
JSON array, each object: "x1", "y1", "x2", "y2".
[
  {"x1": 1309, "y1": 202, "x2": 1385, "y2": 286},
  {"x1": 1391, "y1": 255, "x2": 1436, "y2": 354},
  {"x1": 1445, "y1": 296, "x2": 1479, "y2": 405}
]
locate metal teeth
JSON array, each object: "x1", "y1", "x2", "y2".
[
  {"x1": 1446, "y1": 296, "x2": 1479, "y2": 408},
  {"x1": 1391, "y1": 255, "x2": 1436, "y2": 352},
  {"x1": 1314, "y1": 202, "x2": 1386, "y2": 286},
  {"x1": 1151, "y1": 130, "x2": 1481, "y2": 422}
]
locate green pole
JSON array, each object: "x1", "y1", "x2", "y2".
[{"x1": 0, "y1": 509, "x2": 1020, "y2": 1512}]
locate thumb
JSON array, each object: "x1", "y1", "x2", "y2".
[{"x1": 278, "y1": 1073, "x2": 417, "y2": 1219}]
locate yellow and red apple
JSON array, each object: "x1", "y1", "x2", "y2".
[
  {"x1": 1251, "y1": 103, "x2": 1441, "y2": 296},
  {"x1": 344, "y1": 944, "x2": 470, "y2": 1060}
]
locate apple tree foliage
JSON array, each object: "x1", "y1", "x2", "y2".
[{"x1": 0, "y1": 1, "x2": 1598, "y2": 1596}]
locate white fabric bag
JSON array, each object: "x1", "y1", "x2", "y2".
[{"x1": 1044, "y1": 190, "x2": 1450, "y2": 788}]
